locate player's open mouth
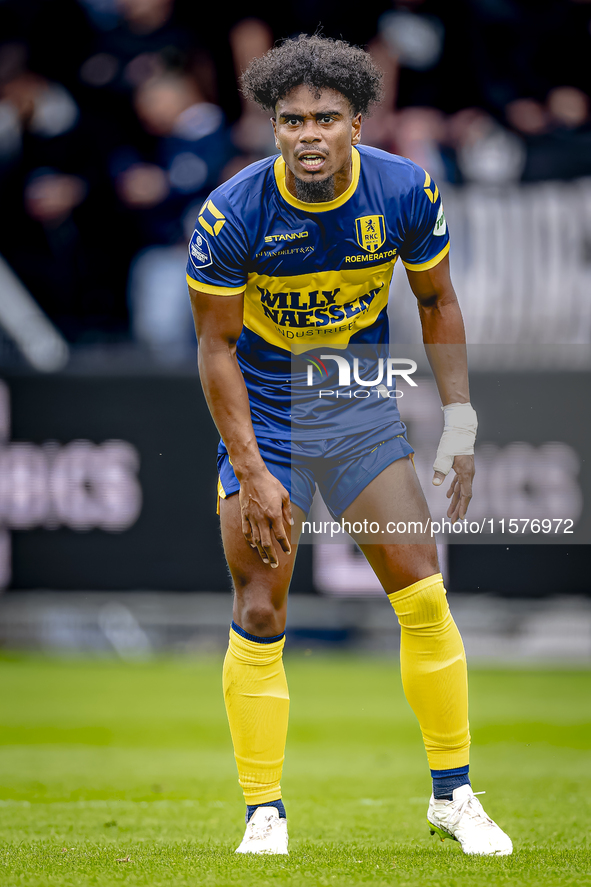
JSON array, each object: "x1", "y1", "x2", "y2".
[{"x1": 297, "y1": 153, "x2": 326, "y2": 171}]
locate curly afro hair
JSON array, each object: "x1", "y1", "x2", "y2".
[{"x1": 240, "y1": 34, "x2": 383, "y2": 116}]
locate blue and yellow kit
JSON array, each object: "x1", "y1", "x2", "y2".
[{"x1": 186, "y1": 145, "x2": 449, "y2": 512}]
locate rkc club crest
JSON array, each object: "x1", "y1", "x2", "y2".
[{"x1": 355, "y1": 215, "x2": 386, "y2": 253}]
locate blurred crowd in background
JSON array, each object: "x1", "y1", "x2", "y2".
[{"x1": 1, "y1": 0, "x2": 590, "y2": 357}]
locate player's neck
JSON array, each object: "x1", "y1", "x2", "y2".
[{"x1": 285, "y1": 157, "x2": 353, "y2": 204}]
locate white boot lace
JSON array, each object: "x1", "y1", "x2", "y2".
[{"x1": 449, "y1": 791, "x2": 494, "y2": 831}]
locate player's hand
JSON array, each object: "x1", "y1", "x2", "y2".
[
  {"x1": 432, "y1": 402, "x2": 477, "y2": 521},
  {"x1": 433, "y1": 454, "x2": 475, "y2": 522},
  {"x1": 239, "y1": 469, "x2": 293, "y2": 567}
]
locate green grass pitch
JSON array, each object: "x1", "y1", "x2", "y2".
[{"x1": 1, "y1": 653, "x2": 590, "y2": 886}]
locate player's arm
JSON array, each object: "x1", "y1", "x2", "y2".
[
  {"x1": 189, "y1": 285, "x2": 292, "y2": 566},
  {"x1": 406, "y1": 254, "x2": 476, "y2": 522}
]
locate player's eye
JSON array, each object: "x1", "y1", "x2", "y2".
[
  {"x1": 319, "y1": 116, "x2": 334, "y2": 124},
  {"x1": 285, "y1": 117, "x2": 300, "y2": 126}
]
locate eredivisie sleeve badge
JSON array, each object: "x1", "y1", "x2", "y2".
[{"x1": 189, "y1": 228, "x2": 213, "y2": 269}]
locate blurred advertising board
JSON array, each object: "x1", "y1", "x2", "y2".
[{"x1": 0, "y1": 374, "x2": 227, "y2": 591}]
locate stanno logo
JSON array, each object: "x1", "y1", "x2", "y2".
[
  {"x1": 355, "y1": 215, "x2": 386, "y2": 253},
  {"x1": 264, "y1": 231, "x2": 308, "y2": 243}
]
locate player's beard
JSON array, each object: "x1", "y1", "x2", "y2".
[{"x1": 294, "y1": 174, "x2": 335, "y2": 203}]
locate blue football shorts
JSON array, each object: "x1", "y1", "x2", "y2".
[{"x1": 216, "y1": 426, "x2": 414, "y2": 519}]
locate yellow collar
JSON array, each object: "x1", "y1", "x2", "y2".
[{"x1": 273, "y1": 146, "x2": 360, "y2": 212}]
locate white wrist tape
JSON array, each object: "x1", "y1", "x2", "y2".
[{"x1": 433, "y1": 402, "x2": 478, "y2": 477}]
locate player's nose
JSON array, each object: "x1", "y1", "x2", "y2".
[{"x1": 299, "y1": 120, "x2": 322, "y2": 141}]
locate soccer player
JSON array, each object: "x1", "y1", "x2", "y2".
[{"x1": 187, "y1": 35, "x2": 512, "y2": 857}]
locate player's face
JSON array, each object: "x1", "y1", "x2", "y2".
[{"x1": 272, "y1": 85, "x2": 362, "y2": 199}]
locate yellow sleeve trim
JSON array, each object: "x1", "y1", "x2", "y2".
[
  {"x1": 401, "y1": 241, "x2": 450, "y2": 272},
  {"x1": 186, "y1": 275, "x2": 246, "y2": 296}
]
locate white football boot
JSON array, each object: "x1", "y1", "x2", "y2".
[
  {"x1": 235, "y1": 806, "x2": 288, "y2": 855},
  {"x1": 427, "y1": 785, "x2": 513, "y2": 856}
]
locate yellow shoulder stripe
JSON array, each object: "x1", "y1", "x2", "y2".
[
  {"x1": 401, "y1": 241, "x2": 450, "y2": 272},
  {"x1": 186, "y1": 275, "x2": 246, "y2": 296},
  {"x1": 206, "y1": 200, "x2": 225, "y2": 220},
  {"x1": 423, "y1": 169, "x2": 439, "y2": 203}
]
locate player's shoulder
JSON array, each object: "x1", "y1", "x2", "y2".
[
  {"x1": 204, "y1": 155, "x2": 277, "y2": 220},
  {"x1": 357, "y1": 145, "x2": 430, "y2": 195}
]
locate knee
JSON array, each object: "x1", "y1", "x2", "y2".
[{"x1": 235, "y1": 594, "x2": 286, "y2": 638}]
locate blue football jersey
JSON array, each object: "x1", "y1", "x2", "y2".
[{"x1": 186, "y1": 145, "x2": 449, "y2": 439}]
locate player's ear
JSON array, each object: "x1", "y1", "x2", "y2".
[
  {"x1": 271, "y1": 116, "x2": 280, "y2": 149},
  {"x1": 351, "y1": 112, "x2": 362, "y2": 145}
]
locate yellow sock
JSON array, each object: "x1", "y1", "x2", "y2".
[
  {"x1": 222, "y1": 625, "x2": 290, "y2": 805},
  {"x1": 388, "y1": 573, "x2": 470, "y2": 771}
]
